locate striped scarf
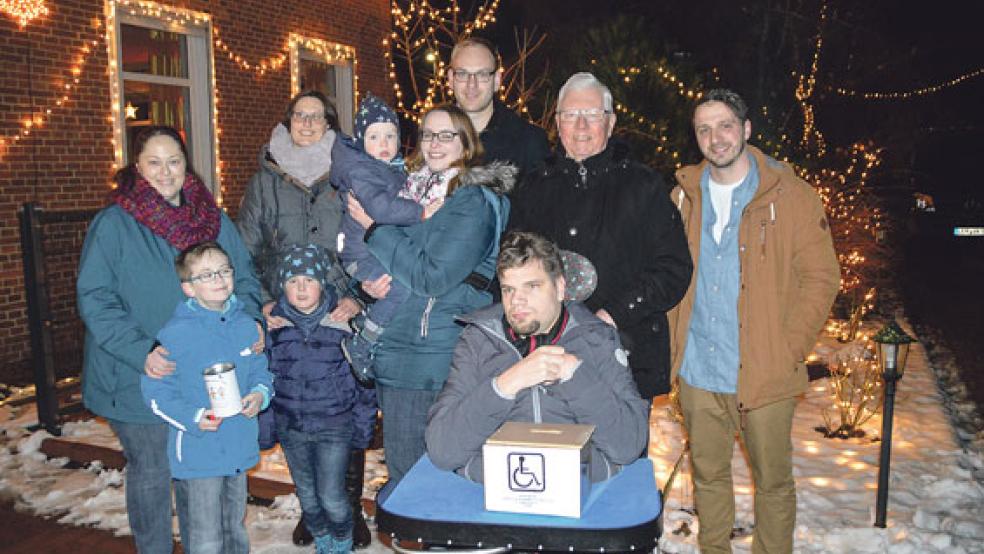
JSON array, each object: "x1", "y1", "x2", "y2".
[{"x1": 111, "y1": 171, "x2": 222, "y2": 250}]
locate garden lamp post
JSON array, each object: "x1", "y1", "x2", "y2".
[{"x1": 872, "y1": 320, "x2": 914, "y2": 528}]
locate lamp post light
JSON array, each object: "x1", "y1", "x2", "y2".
[{"x1": 872, "y1": 320, "x2": 914, "y2": 528}]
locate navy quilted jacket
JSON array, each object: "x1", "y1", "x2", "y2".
[{"x1": 263, "y1": 295, "x2": 377, "y2": 448}]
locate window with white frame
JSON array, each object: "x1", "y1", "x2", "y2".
[
  {"x1": 109, "y1": 7, "x2": 216, "y2": 192},
  {"x1": 291, "y1": 37, "x2": 356, "y2": 135}
]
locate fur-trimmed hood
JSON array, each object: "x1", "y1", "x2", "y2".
[{"x1": 456, "y1": 161, "x2": 517, "y2": 196}]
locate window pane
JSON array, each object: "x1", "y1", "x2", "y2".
[
  {"x1": 122, "y1": 80, "x2": 193, "y2": 163},
  {"x1": 300, "y1": 57, "x2": 337, "y2": 98},
  {"x1": 121, "y1": 23, "x2": 189, "y2": 78}
]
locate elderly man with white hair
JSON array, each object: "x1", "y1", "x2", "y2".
[{"x1": 509, "y1": 72, "x2": 693, "y2": 403}]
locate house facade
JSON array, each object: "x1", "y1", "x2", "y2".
[{"x1": 0, "y1": 0, "x2": 391, "y2": 384}]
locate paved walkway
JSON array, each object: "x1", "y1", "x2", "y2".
[{"x1": 0, "y1": 500, "x2": 179, "y2": 553}]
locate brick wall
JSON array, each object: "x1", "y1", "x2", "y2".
[{"x1": 0, "y1": 0, "x2": 392, "y2": 384}]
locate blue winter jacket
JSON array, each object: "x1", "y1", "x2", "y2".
[
  {"x1": 265, "y1": 295, "x2": 377, "y2": 449},
  {"x1": 141, "y1": 296, "x2": 273, "y2": 480},
  {"x1": 78, "y1": 205, "x2": 262, "y2": 424},
  {"x1": 366, "y1": 163, "x2": 515, "y2": 390},
  {"x1": 330, "y1": 135, "x2": 420, "y2": 279}
]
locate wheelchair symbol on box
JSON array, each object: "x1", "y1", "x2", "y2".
[{"x1": 507, "y1": 452, "x2": 545, "y2": 492}]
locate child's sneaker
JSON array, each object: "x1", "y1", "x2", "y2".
[
  {"x1": 332, "y1": 537, "x2": 354, "y2": 554},
  {"x1": 342, "y1": 333, "x2": 375, "y2": 386},
  {"x1": 314, "y1": 534, "x2": 334, "y2": 554}
]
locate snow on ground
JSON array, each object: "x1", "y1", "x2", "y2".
[
  {"x1": 1, "y1": 319, "x2": 982, "y2": 553},
  {"x1": 654, "y1": 323, "x2": 984, "y2": 553}
]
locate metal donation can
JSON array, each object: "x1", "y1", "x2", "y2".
[{"x1": 203, "y1": 362, "x2": 242, "y2": 418}]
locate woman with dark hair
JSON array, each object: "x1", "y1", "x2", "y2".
[
  {"x1": 237, "y1": 90, "x2": 352, "y2": 306},
  {"x1": 78, "y1": 125, "x2": 262, "y2": 554},
  {"x1": 236, "y1": 90, "x2": 374, "y2": 548},
  {"x1": 347, "y1": 104, "x2": 514, "y2": 484}
]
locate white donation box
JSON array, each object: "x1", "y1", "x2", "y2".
[{"x1": 483, "y1": 421, "x2": 595, "y2": 518}]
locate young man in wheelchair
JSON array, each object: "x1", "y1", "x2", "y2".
[{"x1": 425, "y1": 231, "x2": 650, "y2": 483}]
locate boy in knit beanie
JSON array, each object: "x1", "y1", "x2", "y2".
[{"x1": 264, "y1": 244, "x2": 376, "y2": 554}]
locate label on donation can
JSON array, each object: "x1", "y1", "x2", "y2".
[{"x1": 203, "y1": 362, "x2": 242, "y2": 418}]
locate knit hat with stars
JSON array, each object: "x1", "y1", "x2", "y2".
[
  {"x1": 354, "y1": 93, "x2": 400, "y2": 148},
  {"x1": 277, "y1": 244, "x2": 330, "y2": 293}
]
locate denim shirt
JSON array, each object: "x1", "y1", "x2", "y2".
[{"x1": 679, "y1": 155, "x2": 759, "y2": 393}]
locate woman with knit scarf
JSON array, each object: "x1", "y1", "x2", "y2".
[
  {"x1": 235, "y1": 90, "x2": 376, "y2": 549},
  {"x1": 78, "y1": 126, "x2": 262, "y2": 554}
]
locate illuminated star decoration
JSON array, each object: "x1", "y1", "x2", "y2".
[
  {"x1": 0, "y1": 0, "x2": 49, "y2": 28},
  {"x1": 124, "y1": 102, "x2": 139, "y2": 120}
]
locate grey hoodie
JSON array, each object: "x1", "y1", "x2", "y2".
[{"x1": 425, "y1": 302, "x2": 650, "y2": 483}]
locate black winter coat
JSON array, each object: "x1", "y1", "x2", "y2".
[
  {"x1": 480, "y1": 100, "x2": 550, "y2": 181},
  {"x1": 509, "y1": 142, "x2": 693, "y2": 398}
]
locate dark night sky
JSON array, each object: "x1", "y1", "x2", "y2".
[{"x1": 489, "y1": 0, "x2": 984, "y2": 218}]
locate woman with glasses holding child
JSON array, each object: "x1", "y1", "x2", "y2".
[
  {"x1": 346, "y1": 104, "x2": 514, "y2": 486},
  {"x1": 78, "y1": 125, "x2": 263, "y2": 554}
]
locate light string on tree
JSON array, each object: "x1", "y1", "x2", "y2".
[
  {"x1": 613, "y1": 64, "x2": 703, "y2": 99},
  {"x1": 0, "y1": 0, "x2": 48, "y2": 28},
  {"x1": 611, "y1": 103, "x2": 684, "y2": 167},
  {"x1": 793, "y1": 0, "x2": 827, "y2": 158},
  {"x1": 383, "y1": 0, "x2": 500, "y2": 123},
  {"x1": 832, "y1": 65, "x2": 984, "y2": 100}
]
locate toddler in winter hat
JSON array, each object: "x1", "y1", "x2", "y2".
[{"x1": 354, "y1": 93, "x2": 402, "y2": 167}]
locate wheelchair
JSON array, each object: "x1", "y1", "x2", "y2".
[{"x1": 376, "y1": 454, "x2": 663, "y2": 553}]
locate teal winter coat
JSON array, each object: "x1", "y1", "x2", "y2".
[
  {"x1": 366, "y1": 163, "x2": 514, "y2": 390},
  {"x1": 78, "y1": 204, "x2": 262, "y2": 424}
]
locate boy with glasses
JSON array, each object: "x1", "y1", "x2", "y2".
[{"x1": 141, "y1": 240, "x2": 273, "y2": 554}]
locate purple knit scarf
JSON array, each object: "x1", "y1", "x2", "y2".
[{"x1": 111, "y1": 172, "x2": 222, "y2": 250}]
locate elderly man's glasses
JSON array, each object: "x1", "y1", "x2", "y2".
[
  {"x1": 450, "y1": 69, "x2": 496, "y2": 84},
  {"x1": 420, "y1": 131, "x2": 459, "y2": 143},
  {"x1": 291, "y1": 111, "x2": 327, "y2": 124},
  {"x1": 557, "y1": 108, "x2": 611, "y2": 124},
  {"x1": 185, "y1": 267, "x2": 234, "y2": 284}
]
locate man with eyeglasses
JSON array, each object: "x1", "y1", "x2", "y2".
[
  {"x1": 448, "y1": 37, "x2": 548, "y2": 180},
  {"x1": 509, "y1": 72, "x2": 692, "y2": 406}
]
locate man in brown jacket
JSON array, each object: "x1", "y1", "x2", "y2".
[{"x1": 668, "y1": 89, "x2": 840, "y2": 553}]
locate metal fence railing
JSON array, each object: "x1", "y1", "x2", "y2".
[{"x1": 19, "y1": 202, "x2": 99, "y2": 434}]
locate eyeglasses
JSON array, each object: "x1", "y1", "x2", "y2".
[
  {"x1": 291, "y1": 111, "x2": 327, "y2": 124},
  {"x1": 450, "y1": 69, "x2": 496, "y2": 84},
  {"x1": 557, "y1": 108, "x2": 611, "y2": 124},
  {"x1": 420, "y1": 131, "x2": 459, "y2": 143},
  {"x1": 185, "y1": 267, "x2": 234, "y2": 284}
]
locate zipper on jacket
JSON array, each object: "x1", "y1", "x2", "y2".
[
  {"x1": 419, "y1": 297, "x2": 436, "y2": 338},
  {"x1": 532, "y1": 386, "x2": 543, "y2": 423},
  {"x1": 759, "y1": 221, "x2": 767, "y2": 260},
  {"x1": 758, "y1": 201, "x2": 777, "y2": 260}
]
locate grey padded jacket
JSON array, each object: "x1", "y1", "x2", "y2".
[
  {"x1": 425, "y1": 302, "x2": 650, "y2": 483},
  {"x1": 237, "y1": 144, "x2": 347, "y2": 301}
]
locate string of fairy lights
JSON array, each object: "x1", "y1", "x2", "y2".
[
  {"x1": 2, "y1": 0, "x2": 358, "y2": 205},
  {"x1": 794, "y1": 0, "x2": 827, "y2": 158},
  {"x1": 383, "y1": 0, "x2": 499, "y2": 123},
  {"x1": 0, "y1": 0, "x2": 47, "y2": 28},
  {"x1": 832, "y1": 65, "x2": 984, "y2": 100}
]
